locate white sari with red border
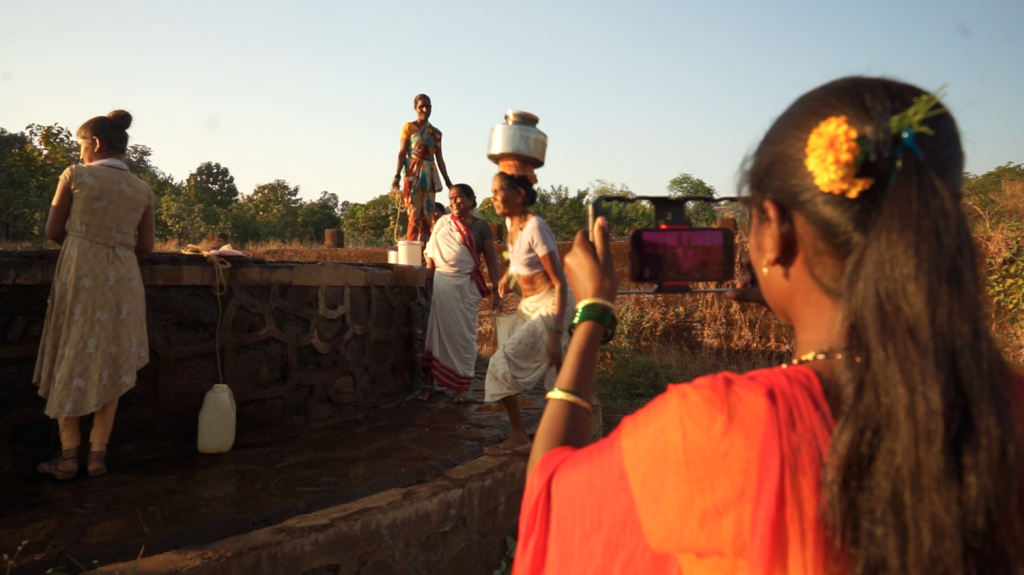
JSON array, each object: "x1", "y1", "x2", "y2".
[{"x1": 423, "y1": 214, "x2": 491, "y2": 391}]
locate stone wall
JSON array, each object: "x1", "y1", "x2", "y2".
[
  {"x1": 0, "y1": 251, "x2": 427, "y2": 472},
  {"x1": 93, "y1": 456, "x2": 525, "y2": 575}
]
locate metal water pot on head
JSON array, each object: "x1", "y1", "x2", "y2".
[{"x1": 487, "y1": 110, "x2": 548, "y2": 167}]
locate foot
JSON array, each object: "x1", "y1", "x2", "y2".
[
  {"x1": 38, "y1": 449, "x2": 79, "y2": 480},
  {"x1": 483, "y1": 438, "x2": 532, "y2": 456},
  {"x1": 453, "y1": 391, "x2": 473, "y2": 403},
  {"x1": 416, "y1": 386, "x2": 434, "y2": 401},
  {"x1": 87, "y1": 450, "x2": 108, "y2": 477}
]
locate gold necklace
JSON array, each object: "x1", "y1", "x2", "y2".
[{"x1": 780, "y1": 348, "x2": 861, "y2": 369}]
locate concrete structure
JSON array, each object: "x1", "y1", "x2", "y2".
[
  {"x1": 94, "y1": 456, "x2": 526, "y2": 575},
  {"x1": 0, "y1": 250, "x2": 427, "y2": 472}
]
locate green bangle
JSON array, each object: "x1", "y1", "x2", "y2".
[
  {"x1": 550, "y1": 387, "x2": 594, "y2": 407},
  {"x1": 569, "y1": 303, "x2": 617, "y2": 344},
  {"x1": 547, "y1": 326, "x2": 563, "y2": 334}
]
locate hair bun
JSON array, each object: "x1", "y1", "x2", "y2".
[{"x1": 106, "y1": 110, "x2": 132, "y2": 130}]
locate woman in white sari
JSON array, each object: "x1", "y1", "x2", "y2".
[
  {"x1": 419, "y1": 184, "x2": 502, "y2": 402},
  {"x1": 483, "y1": 173, "x2": 574, "y2": 456}
]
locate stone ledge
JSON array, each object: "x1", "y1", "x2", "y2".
[
  {"x1": 0, "y1": 250, "x2": 426, "y2": 287},
  {"x1": 94, "y1": 456, "x2": 525, "y2": 575}
]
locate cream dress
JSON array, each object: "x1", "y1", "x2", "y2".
[{"x1": 33, "y1": 163, "x2": 153, "y2": 418}]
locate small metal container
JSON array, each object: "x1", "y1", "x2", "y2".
[{"x1": 487, "y1": 110, "x2": 548, "y2": 167}]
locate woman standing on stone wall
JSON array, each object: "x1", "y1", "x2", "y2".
[
  {"x1": 419, "y1": 184, "x2": 502, "y2": 402},
  {"x1": 482, "y1": 172, "x2": 573, "y2": 456},
  {"x1": 34, "y1": 110, "x2": 155, "y2": 480},
  {"x1": 392, "y1": 94, "x2": 453, "y2": 243}
]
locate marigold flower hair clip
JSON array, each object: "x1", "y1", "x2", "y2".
[{"x1": 804, "y1": 85, "x2": 948, "y2": 199}]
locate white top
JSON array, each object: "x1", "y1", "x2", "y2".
[{"x1": 507, "y1": 215, "x2": 558, "y2": 276}]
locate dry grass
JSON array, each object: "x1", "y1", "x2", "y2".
[
  {"x1": 14, "y1": 229, "x2": 1020, "y2": 403},
  {"x1": 976, "y1": 228, "x2": 1024, "y2": 364}
]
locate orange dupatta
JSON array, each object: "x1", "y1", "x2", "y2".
[{"x1": 516, "y1": 366, "x2": 834, "y2": 575}]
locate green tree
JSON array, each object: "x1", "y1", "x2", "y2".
[
  {"x1": 590, "y1": 180, "x2": 654, "y2": 240},
  {"x1": 479, "y1": 181, "x2": 654, "y2": 242},
  {"x1": 187, "y1": 162, "x2": 239, "y2": 210},
  {"x1": 532, "y1": 185, "x2": 590, "y2": 241},
  {"x1": 0, "y1": 129, "x2": 47, "y2": 240},
  {"x1": 26, "y1": 123, "x2": 78, "y2": 174},
  {"x1": 666, "y1": 173, "x2": 717, "y2": 227},
  {"x1": 125, "y1": 144, "x2": 184, "y2": 239},
  {"x1": 342, "y1": 193, "x2": 395, "y2": 247},
  {"x1": 243, "y1": 179, "x2": 303, "y2": 241},
  {"x1": 0, "y1": 124, "x2": 78, "y2": 241},
  {"x1": 156, "y1": 162, "x2": 240, "y2": 242},
  {"x1": 222, "y1": 201, "x2": 264, "y2": 245},
  {"x1": 477, "y1": 197, "x2": 500, "y2": 226},
  {"x1": 298, "y1": 191, "x2": 343, "y2": 242}
]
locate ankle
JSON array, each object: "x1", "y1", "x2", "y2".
[
  {"x1": 61, "y1": 447, "x2": 79, "y2": 459},
  {"x1": 508, "y1": 431, "x2": 530, "y2": 443}
]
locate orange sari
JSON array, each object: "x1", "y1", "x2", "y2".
[{"x1": 515, "y1": 365, "x2": 834, "y2": 575}]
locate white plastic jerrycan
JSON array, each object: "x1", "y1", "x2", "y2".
[{"x1": 198, "y1": 384, "x2": 236, "y2": 454}]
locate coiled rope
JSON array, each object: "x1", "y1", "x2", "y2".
[
  {"x1": 389, "y1": 185, "x2": 406, "y2": 244},
  {"x1": 181, "y1": 244, "x2": 231, "y2": 386}
]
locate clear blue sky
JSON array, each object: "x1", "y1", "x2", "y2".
[{"x1": 1, "y1": 0, "x2": 1020, "y2": 205}]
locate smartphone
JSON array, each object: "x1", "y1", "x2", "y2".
[{"x1": 628, "y1": 228, "x2": 735, "y2": 283}]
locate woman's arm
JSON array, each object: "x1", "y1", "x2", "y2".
[
  {"x1": 393, "y1": 137, "x2": 409, "y2": 188},
  {"x1": 135, "y1": 202, "x2": 155, "y2": 254},
  {"x1": 45, "y1": 178, "x2": 73, "y2": 245},
  {"x1": 539, "y1": 251, "x2": 568, "y2": 370},
  {"x1": 424, "y1": 257, "x2": 435, "y2": 300},
  {"x1": 482, "y1": 238, "x2": 503, "y2": 310},
  {"x1": 528, "y1": 218, "x2": 617, "y2": 475},
  {"x1": 434, "y1": 147, "x2": 452, "y2": 189}
]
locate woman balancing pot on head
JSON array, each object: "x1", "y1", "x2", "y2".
[
  {"x1": 513, "y1": 77, "x2": 1024, "y2": 574},
  {"x1": 392, "y1": 94, "x2": 452, "y2": 242},
  {"x1": 35, "y1": 110, "x2": 155, "y2": 480},
  {"x1": 482, "y1": 172, "x2": 574, "y2": 456},
  {"x1": 418, "y1": 184, "x2": 502, "y2": 402}
]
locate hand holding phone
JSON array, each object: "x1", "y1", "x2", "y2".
[
  {"x1": 564, "y1": 217, "x2": 618, "y2": 304},
  {"x1": 723, "y1": 251, "x2": 767, "y2": 305}
]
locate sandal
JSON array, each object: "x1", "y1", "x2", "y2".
[
  {"x1": 87, "y1": 450, "x2": 108, "y2": 477},
  {"x1": 38, "y1": 451, "x2": 79, "y2": 480}
]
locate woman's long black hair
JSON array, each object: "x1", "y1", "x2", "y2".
[{"x1": 745, "y1": 77, "x2": 1023, "y2": 574}]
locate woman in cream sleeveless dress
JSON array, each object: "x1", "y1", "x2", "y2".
[{"x1": 34, "y1": 110, "x2": 155, "y2": 479}]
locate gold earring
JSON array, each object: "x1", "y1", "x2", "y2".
[{"x1": 761, "y1": 259, "x2": 770, "y2": 276}]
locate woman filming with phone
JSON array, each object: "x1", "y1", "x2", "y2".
[{"x1": 513, "y1": 77, "x2": 1024, "y2": 574}]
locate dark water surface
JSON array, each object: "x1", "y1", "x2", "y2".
[{"x1": 0, "y1": 358, "x2": 544, "y2": 573}]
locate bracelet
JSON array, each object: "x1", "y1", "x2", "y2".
[
  {"x1": 546, "y1": 389, "x2": 593, "y2": 414},
  {"x1": 568, "y1": 303, "x2": 617, "y2": 343},
  {"x1": 575, "y1": 298, "x2": 615, "y2": 311},
  {"x1": 547, "y1": 326, "x2": 563, "y2": 334},
  {"x1": 550, "y1": 387, "x2": 594, "y2": 407}
]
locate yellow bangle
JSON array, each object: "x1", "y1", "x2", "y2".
[
  {"x1": 545, "y1": 389, "x2": 593, "y2": 414},
  {"x1": 575, "y1": 298, "x2": 615, "y2": 311}
]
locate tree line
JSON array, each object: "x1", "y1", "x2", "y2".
[
  {"x1": 0, "y1": 123, "x2": 341, "y2": 245},
  {"x1": 3, "y1": 122, "x2": 1018, "y2": 248}
]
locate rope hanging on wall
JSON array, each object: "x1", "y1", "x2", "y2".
[{"x1": 181, "y1": 245, "x2": 231, "y2": 386}]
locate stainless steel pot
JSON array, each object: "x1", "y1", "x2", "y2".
[{"x1": 487, "y1": 109, "x2": 548, "y2": 167}]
